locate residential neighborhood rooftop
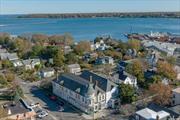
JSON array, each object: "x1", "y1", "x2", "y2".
[
  {"x1": 2, "y1": 100, "x2": 30, "y2": 116},
  {"x1": 136, "y1": 108, "x2": 170, "y2": 120},
  {"x1": 67, "y1": 63, "x2": 80, "y2": 68}
]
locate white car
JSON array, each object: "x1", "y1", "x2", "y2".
[
  {"x1": 38, "y1": 111, "x2": 48, "y2": 118},
  {"x1": 30, "y1": 103, "x2": 40, "y2": 108},
  {"x1": 58, "y1": 106, "x2": 64, "y2": 112}
]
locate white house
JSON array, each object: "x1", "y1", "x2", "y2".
[
  {"x1": 67, "y1": 64, "x2": 81, "y2": 75},
  {"x1": 0, "y1": 53, "x2": 19, "y2": 61},
  {"x1": 93, "y1": 39, "x2": 110, "y2": 51},
  {"x1": 135, "y1": 108, "x2": 170, "y2": 120},
  {"x1": 12, "y1": 60, "x2": 23, "y2": 67},
  {"x1": 172, "y1": 87, "x2": 180, "y2": 106},
  {"x1": 40, "y1": 68, "x2": 55, "y2": 78},
  {"x1": 95, "y1": 56, "x2": 114, "y2": 65},
  {"x1": 174, "y1": 65, "x2": 180, "y2": 80},
  {"x1": 111, "y1": 70, "x2": 137, "y2": 87},
  {"x1": 22, "y1": 59, "x2": 41, "y2": 70},
  {"x1": 52, "y1": 70, "x2": 119, "y2": 114},
  {"x1": 0, "y1": 48, "x2": 7, "y2": 53}
]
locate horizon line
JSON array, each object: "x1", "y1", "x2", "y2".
[{"x1": 1, "y1": 11, "x2": 180, "y2": 15}]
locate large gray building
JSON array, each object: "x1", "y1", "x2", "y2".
[{"x1": 52, "y1": 70, "x2": 119, "y2": 114}]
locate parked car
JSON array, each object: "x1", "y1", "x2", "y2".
[
  {"x1": 38, "y1": 111, "x2": 48, "y2": 118},
  {"x1": 30, "y1": 103, "x2": 40, "y2": 108},
  {"x1": 58, "y1": 106, "x2": 64, "y2": 112}
]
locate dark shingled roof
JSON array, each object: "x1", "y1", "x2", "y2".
[
  {"x1": 80, "y1": 70, "x2": 112, "y2": 92},
  {"x1": 2, "y1": 100, "x2": 30, "y2": 116},
  {"x1": 55, "y1": 73, "x2": 89, "y2": 96},
  {"x1": 118, "y1": 74, "x2": 128, "y2": 81},
  {"x1": 147, "y1": 103, "x2": 180, "y2": 118},
  {"x1": 53, "y1": 70, "x2": 116, "y2": 96},
  {"x1": 119, "y1": 61, "x2": 128, "y2": 68}
]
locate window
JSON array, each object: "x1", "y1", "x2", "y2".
[
  {"x1": 95, "y1": 105, "x2": 98, "y2": 110},
  {"x1": 102, "y1": 95, "x2": 105, "y2": 100},
  {"x1": 89, "y1": 100, "x2": 91, "y2": 105},
  {"x1": 99, "y1": 96, "x2": 101, "y2": 101},
  {"x1": 173, "y1": 94, "x2": 175, "y2": 98},
  {"x1": 82, "y1": 97, "x2": 84, "y2": 102},
  {"x1": 77, "y1": 94, "x2": 80, "y2": 99},
  {"x1": 85, "y1": 100, "x2": 87, "y2": 104}
]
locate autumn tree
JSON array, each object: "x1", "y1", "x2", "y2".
[
  {"x1": 166, "y1": 56, "x2": 176, "y2": 65},
  {"x1": 0, "y1": 74, "x2": 8, "y2": 86},
  {"x1": 14, "y1": 38, "x2": 32, "y2": 57},
  {"x1": 0, "y1": 107, "x2": 7, "y2": 118},
  {"x1": 119, "y1": 84, "x2": 137, "y2": 104},
  {"x1": 53, "y1": 49, "x2": 65, "y2": 67},
  {"x1": 150, "y1": 75, "x2": 162, "y2": 84},
  {"x1": 32, "y1": 34, "x2": 49, "y2": 45},
  {"x1": 128, "y1": 39, "x2": 141, "y2": 51},
  {"x1": 49, "y1": 35, "x2": 64, "y2": 44},
  {"x1": 157, "y1": 61, "x2": 177, "y2": 80},
  {"x1": 0, "y1": 32, "x2": 10, "y2": 45},
  {"x1": 1, "y1": 60, "x2": 12, "y2": 69},
  {"x1": 4, "y1": 71, "x2": 15, "y2": 82},
  {"x1": 149, "y1": 83, "x2": 172, "y2": 105},
  {"x1": 117, "y1": 41, "x2": 128, "y2": 54},
  {"x1": 126, "y1": 60, "x2": 145, "y2": 86},
  {"x1": 74, "y1": 41, "x2": 91, "y2": 55},
  {"x1": 64, "y1": 33, "x2": 74, "y2": 46},
  {"x1": 104, "y1": 50, "x2": 122, "y2": 60},
  {"x1": 26, "y1": 45, "x2": 44, "y2": 58},
  {"x1": 65, "y1": 52, "x2": 78, "y2": 64}
]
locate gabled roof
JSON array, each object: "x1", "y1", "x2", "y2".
[
  {"x1": 147, "y1": 103, "x2": 180, "y2": 118},
  {"x1": 67, "y1": 64, "x2": 80, "y2": 69},
  {"x1": 136, "y1": 108, "x2": 170, "y2": 120},
  {"x1": 53, "y1": 70, "x2": 117, "y2": 96},
  {"x1": 118, "y1": 74, "x2": 128, "y2": 81},
  {"x1": 41, "y1": 68, "x2": 54, "y2": 72},
  {"x1": 22, "y1": 59, "x2": 40, "y2": 65},
  {"x1": 2, "y1": 100, "x2": 30, "y2": 116},
  {"x1": 119, "y1": 61, "x2": 128, "y2": 68},
  {"x1": 80, "y1": 70, "x2": 114, "y2": 92},
  {"x1": 54, "y1": 73, "x2": 90, "y2": 96},
  {"x1": 7, "y1": 53, "x2": 19, "y2": 60}
]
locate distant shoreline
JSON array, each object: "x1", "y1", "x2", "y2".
[{"x1": 17, "y1": 12, "x2": 180, "y2": 19}]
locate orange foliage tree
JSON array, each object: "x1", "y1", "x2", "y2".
[{"x1": 149, "y1": 83, "x2": 172, "y2": 106}]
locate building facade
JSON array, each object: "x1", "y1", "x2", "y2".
[
  {"x1": 67, "y1": 64, "x2": 81, "y2": 75},
  {"x1": 52, "y1": 70, "x2": 119, "y2": 114},
  {"x1": 172, "y1": 87, "x2": 180, "y2": 106}
]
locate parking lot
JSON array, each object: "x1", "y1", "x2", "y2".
[{"x1": 20, "y1": 79, "x2": 86, "y2": 120}]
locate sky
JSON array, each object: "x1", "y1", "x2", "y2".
[{"x1": 0, "y1": 0, "x2": 180, "y2": 14}]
